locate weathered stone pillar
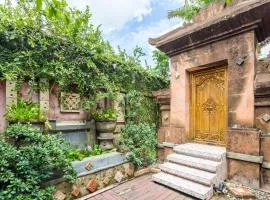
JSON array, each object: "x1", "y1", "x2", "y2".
[
  {"x1": 255, "y1": 56, "x2": 270, "y2": 189},
  {"x1": 153, "y1": 89, "x2": 176, "y2": 162},
  {"x1": 113, "y1": 93, "x2": 125, "y2": 148},
  {"x1": 6, "y1": 79, "x2": 17, "y2": 109},
  {"x1": 39, "y1": 79, "x2": 50, "y2": 119}
]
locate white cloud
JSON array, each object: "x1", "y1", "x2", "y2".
[
  {"x1": 260, "y1": 44, "x2": 270, "y2": 59},
  {"x1": 67, "y1": 0, "x2": 152, "y2": 34},
  {"x1": 109, "y1": 18, "x2": 182, "y2": 66}
]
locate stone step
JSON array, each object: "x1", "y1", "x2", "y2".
[
  {"x1": 152, "y1": 172, "x2": 213, "y2": 200},
  {"x1": 160, "y1": 162, "x2": 216, "y2": 186},
  {"x1": 167, "y1": 153, "x2": 221, "y2": 173},
  {"x1": 173, "y1": 143, "x2": 226, "y2": 162}
]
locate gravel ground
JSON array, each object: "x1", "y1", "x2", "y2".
[{"x1": 219, "y1": 182, "x2": 270, "y2": 200}]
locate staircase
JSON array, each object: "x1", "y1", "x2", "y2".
[{"x1": 152, "y1": 143, "x2": 227, "y2": 200}]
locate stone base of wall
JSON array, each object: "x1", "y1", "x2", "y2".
[
  {"x1": 158, "y1": 126, "x2": 184, "y2": 144},
  {"x1": 261, "y1": 134, "x2": 270, "y2": 190},
  {"x1": 227, "y1": 128, "x2": 262, "y2": 189},
  {"x1": 55, "y1": 162, "x2": 134, "y2": 199},
  {"x1": 262, "y1": 168, "x2": 270, "y2": 190},
  {"x1": 157, "y1": 146, "x2": 174, "y2": 162},
  {"x1": 228, "y1": 159, "x2": 260, "y2": 189},
  {"x1": 52, "y1": 152, "x2": 134, "y2": 199}
]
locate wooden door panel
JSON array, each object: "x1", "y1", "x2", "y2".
[{"x1": 190, "y1": 67, "x2": 227, "y2": 145}]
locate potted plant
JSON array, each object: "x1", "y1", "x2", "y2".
[
  {"x1": 91, "y1": 108, "x2": 118, "y2": 150},
  {"x1": 91, "y1": 108, "x2": 118, "y2": 132},
  {"x1": 4, "y1": 99, "x2": 49, "y2": 130}
]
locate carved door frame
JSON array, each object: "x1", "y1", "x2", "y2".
[{"x1": 189, "y1": 66, "x2": 228, "y2": 146}]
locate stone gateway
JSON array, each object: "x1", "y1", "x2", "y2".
[{"x1": 151, "y1": 0, "x2": 270, "y2": 199}]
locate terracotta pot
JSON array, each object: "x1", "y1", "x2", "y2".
[{"x1": 95, "y1": 120, "x2": 116, "y2": 133}]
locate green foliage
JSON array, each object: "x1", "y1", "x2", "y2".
[
  {"x1": 0, "y1": 0, "x2": 168, "y2": 111},
  {"x1": 151, "y1": 50, "x2": 169, "y2": 81},
  {"x1": 91, "y1": 108, "x2": 118, "y2": 121},
  {"x1": 4, "y1": 99, "x2": 44, "y2": 122},
  {"x1": 67, "y1": 144, "x2": 105, "y2": 161},
  {"x1": 91, "y1": 144, "x2": 104, "y2": 156},
  {"x1": 120, "y1": 123, "x2": 157, "y2": 168},
  {"x1": 67, "y1": 148, "x2": 91, "y2": 161},
  {"x1": 0, "y1": 123, "x2": 76, "y2": 200},
  {"x1": 168, "y1": 0, "x2": 234, "y2": 21},
  {"x1": 125, "y1": 91, "x2": 159, "y2": 125}
]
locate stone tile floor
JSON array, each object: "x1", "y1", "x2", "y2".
[
  {"x1": 86, "y1": 174, "x2": 270, "y2": 200},
  {"x1": 87, "y1": 174, "x2": 226, "y2": 200}
]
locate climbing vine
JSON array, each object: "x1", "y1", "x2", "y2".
[
  {"x1": 0, "y1": 0, "x2": 168, "y2": 110},
  {"x1": 168, "y1": 0, "x2": 234, "y2": 21}
]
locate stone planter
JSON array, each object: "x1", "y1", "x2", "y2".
[
  {"x1": 95, "y1": 120, "x2": 116, "y2": 150},
  {"x1": 96, "y1": 120, "x2": 116, "y2": 132}
]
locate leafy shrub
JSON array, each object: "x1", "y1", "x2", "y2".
[
  {"x1": 4, "y1": 99, "x2": 45, "y2": 122},
  {"x1": 67, "y1": 144, "x2": 105, "y2": 161},
  {"x1": 91, "y1": 108, "x2": 118, "y2": 121},
  {"x1": 125, "y1": 90, "x2": 159, "y2": 125},
  {"x1": 120, "y1": 123, "x2": 157, "y2": 168},
  {"x1": 0, "y1": 123, "x2": 76, "y2": 200},
  {"x1": 67, "y1": 148, "x2": 91, "y2": 161},
  {"x1": 0, "y1": 0, "x2": 168, "y2": 113},
  {"x1": 91, "y1": 144, "x2": 104, "y2": 156}
]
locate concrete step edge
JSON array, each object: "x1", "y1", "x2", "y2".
[
  {"x1": 173, "y1": 144, "x2": 226, "y2": 162},
  {"x1": 152, "y1": 172, "x2": 213, "y2": 200},
  {"x1": 160, "y1": 162, "x2": 216, "y2": 186},
  {"x1": 167, "y1": 153, "x2": 220, "y2": 173}
]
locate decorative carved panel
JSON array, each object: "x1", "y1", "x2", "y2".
[
  {"x1": 60, "y1": 92, "x2": 81, "y2": 112},
  {"x1": 262, "y1": 113, "x2": 270, "y2": 122},
  {"x1": 190, "y1": 67, "x2": 227, "y2": 145}
]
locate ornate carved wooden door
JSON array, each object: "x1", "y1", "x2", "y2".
[{"x1": 190, "y1": 67, "x2": 227, "y2": 145}]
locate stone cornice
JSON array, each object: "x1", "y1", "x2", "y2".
[{"x1": 149, "y1": 0, "x2": 270, "y2": 57}]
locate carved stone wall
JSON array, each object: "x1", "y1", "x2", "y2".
[
  {"x1": 255, "y1": 57, "x2": 270, "y2": 189},
  {"x1": 170, "y1": 31, "x2": 256, "y2": 144},
  {"x1": 255, "y1": 57, "x2": 270, "y2": 133},
  {"x1": 49, "y1": 84, "x2": 88, "y2": 120}
]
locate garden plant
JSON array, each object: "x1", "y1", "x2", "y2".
[{"x1": 0, "y1": 123, "x2": 76, "y2": 200}]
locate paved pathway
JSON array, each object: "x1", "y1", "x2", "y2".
[
  {"x1": 88, "y1": 174, "x2": 193, "y2": 200},
  {"x1": 87, "y1": 174, "x2": 226, "y2": 200}
]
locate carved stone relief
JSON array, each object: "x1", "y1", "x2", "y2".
[{"x1": 60, "y1": 92, "x2": 81, "y2": 112}]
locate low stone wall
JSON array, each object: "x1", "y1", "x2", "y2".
[
  {"x1": 227, "y1": 128, "x2": 262, "y2": 189},
  {"x1": 53, "y1": 152, "x2": 134, "y2": 199},
  {"x1": 261, "y1": 134, "x2": 270, "y2": 190}
]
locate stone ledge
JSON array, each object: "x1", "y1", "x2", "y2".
[
  {"x1": 72, "y1": 152, "x2": 128, "y2": 177},
  {"x1": 158, "y1": 142, "x2": 179, "y2": 148},
  {"x1": 261, "y1": 133, "x2": 270, "y2": 138},
  {"x1": 227, "y1": 152, "x2": 263, "y2": 164},
  {"x1": 134, "y1": 168, "x2": 151, "y2": 177},
  {"x1": 262, "y1": 162, "x2": 270, "y2": 169}
]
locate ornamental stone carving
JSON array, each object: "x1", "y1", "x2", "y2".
[
  {"x1": 60, "y1": 92, "x2": 81, "y2": 112},
  {"x1": 262, "y1": 113, "x2": 270, "y2": 122}
]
